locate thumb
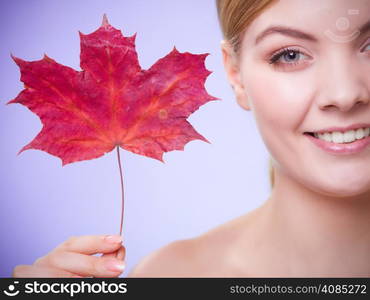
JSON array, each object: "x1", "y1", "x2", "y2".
[{"x1": 101, "y1": 244, "x2": 126, "y2": 261}]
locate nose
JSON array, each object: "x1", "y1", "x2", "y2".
[{"x1": 316, "y1": 56, "x2": 369, "y2": 112}]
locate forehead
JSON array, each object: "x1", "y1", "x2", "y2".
[{"x1": 241, "y1": 0, "x2": 370, "y2": 46}]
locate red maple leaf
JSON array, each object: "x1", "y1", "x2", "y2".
[
  {"x1": 7, "y1": 15, "x2": 218, "y2": 240},
  {"x1": 7, "y1": 15, "x2": 218, "y2": 166}
]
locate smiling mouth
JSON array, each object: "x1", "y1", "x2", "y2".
[
  {"x1": 304, "y1": 127, "x2": 370, "y2": 144},
  {"x1": 303, "y1": 130, "x2": 370, "y2": 155}
]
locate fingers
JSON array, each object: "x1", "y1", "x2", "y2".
[
  {"x1": 13, "y1": 265, "x2": 77, "y2": 278},
  {"x1": 101, "y1": 245, "x2": 126, "y2": 261},
  {"x1": 56, "y1": 234, "x2": 123, "y2": 255},
  {"x1": 19, "y1": 234, "x2": 127, "y2": 278},
  {"x1": 117, "y1": 245, "x2": 126, "y2": 261},
  {"x1": 40, "y1": 249, "x2": 125, "y2": 278}
]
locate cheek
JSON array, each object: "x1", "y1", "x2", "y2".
[
  {"x1": 244, "y1": 69, "x2": 313, "y2": 144},
  {"x1": 242, "y1": 65, "x2": 317, "y2": 181}
]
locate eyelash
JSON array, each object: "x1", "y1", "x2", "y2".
[
  {"x1": 268, "y1": 47, "x2": 308, "y2": 67},
  {"x1": 268, "y1": 41, "x2": 370, "y2": 69}
]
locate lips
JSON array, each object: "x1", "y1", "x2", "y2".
[
  {"x1": 304, "y1": 132, "x2": 370, "y2": 155},
  {"x1": 305, "y1": 123, "x2": 370, "y2": 134}
]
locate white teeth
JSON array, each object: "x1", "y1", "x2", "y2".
[
  {"x1": 323, "y1": 132, "x2": 332, "y2": 142},
  {"x1": 344, "y1": 130, "x2": 356, "y2": 143},
  {"x1": 364, "y1": 127, "x2": 370, "y2": 136},
  {"x1": 313, "y1": 127, "x2": 370, "y2": 144},
  {"x1": 332, "y1": 132, "x2": 344, "y2": 143},
  {"x1": 355, "y1": 128, "x2": 364, "y2": 139}
]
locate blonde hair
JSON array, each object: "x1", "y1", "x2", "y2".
[
  {"x1": 216, "y1": 0, "x2": 277, "y2": 189},
  {"x1": 216, "y1": 0, "x2": 277, "y2": 53}
]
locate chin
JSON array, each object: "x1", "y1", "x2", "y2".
[
  {"x1": 295, "y1": 161, "x2": 370, "y2": 198},
  {"x1": 308, "y1": 176, "x2": 370, "y2": 198}
]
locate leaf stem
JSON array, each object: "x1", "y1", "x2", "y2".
[{"x1": 116, "y1": 145, "x2": 125, "y2": 237}]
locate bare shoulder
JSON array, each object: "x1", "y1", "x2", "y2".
[
  {"x1": 127, "y1": 213, "x2": 255, "y2": 277},
  {"x1": 127, "y1": 238, "x2": 201, "y2": 277}
]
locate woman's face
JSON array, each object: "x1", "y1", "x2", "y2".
[{"x1": 223, "y1": 0, "x2": 370, "y2": 197}]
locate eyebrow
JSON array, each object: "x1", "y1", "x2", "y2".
[
  {"x1": 359, "y1": 19, "x2": 370, "y2": 35},
  {"x1": 255, "y1": 20, "x2": 370, "y2": 45}
]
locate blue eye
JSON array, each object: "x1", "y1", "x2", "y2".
[{"x1": 269, "y1": 48, "x2": 308, "y2": 65}]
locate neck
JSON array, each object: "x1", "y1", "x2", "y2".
[{"x1": 259, "y1": 169, "x2": 370, "y2": 276}]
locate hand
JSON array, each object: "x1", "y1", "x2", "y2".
[{"x1": 12, "y1": 234, "x2": 126, "y2": 278}]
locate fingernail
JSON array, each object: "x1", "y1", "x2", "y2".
[
  {"x1": 104, "y1": 235, "x2": 122, "y2": 244},
  {"x1": 104, "y1": 259, "x2": 125, "y2": 272}
]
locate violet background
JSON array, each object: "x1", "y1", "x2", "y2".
[{"x1": 0, "y1": 0, "x2": 270, "y2": 277}]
